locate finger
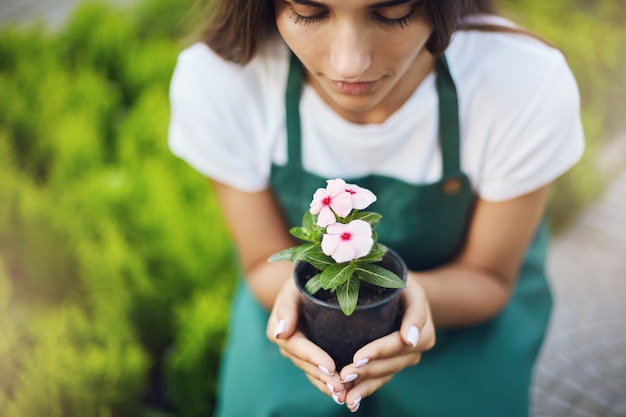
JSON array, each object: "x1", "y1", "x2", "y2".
[
  {"x1": 304, "y1": 373, "x2": 348, "y2": 405},
  {"x1": 398, "y1": 277, "x2": 433, "y2": 348},
  {"x1": 344, "y1": 373, "x2": 394, "y2": 412},
  {"x1": 266, "y1": 279, "x2": 301, "y2": 340},
  {"x1": 281, "y1": 346, "x2": 347, "y2": 403},
  {"x1": 342, "y1": 348, "x2": 423, "y2": 383}
]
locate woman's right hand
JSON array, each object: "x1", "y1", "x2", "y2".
[{"x1": 266, "y1": 278, "x2": 350, "y2": 405}]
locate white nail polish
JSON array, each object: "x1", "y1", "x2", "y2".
[
  {"x1": 332, "y1": 393, "x2": 345, "y2": 405},
  {"x1": 274, "y1": 319, "x2": 286, "y2": 338},
  {"x1": 350, "y1": 395, "x2": 362, "y2": 412},
  {"x1": 354, "y1": 358, "x2": 369, "y2": 368},
  {"x1": 341, "y1": 373, "x2": 358, "y2": 383},
  {"x1": 318, "y1": 364, "x2": 334, "y2": 376},
  {"x1": 326, "y1": 382, "x2": 337, "y2": 394},
  {"x1": 407, "y1": 325, "x2": 419, "y2": 347}
]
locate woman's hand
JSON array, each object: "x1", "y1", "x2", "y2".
[
  {"x1": 266, "y1": 274, "x2": 435, "y2": 412},
  {"x1": 338, "y1": 275, "x2": 435, "y2": 412},
  {"x1": 266, "y1": 279, "x2": 349, "y2": 404}
]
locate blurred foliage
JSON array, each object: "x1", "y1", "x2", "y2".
[
  {"x1": 0, "y1": 1, "x2": 234, "y2": 416},
  {"x1": 0, "y1": 0, "x2": 624, "y2": 416}
]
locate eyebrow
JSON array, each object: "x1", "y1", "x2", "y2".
[{"x1": 292, "y1": 0, "x2": 418, "y2": 8}]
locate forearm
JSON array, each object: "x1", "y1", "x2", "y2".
[
  {"x1": 410, "y1": 262, "x2": 511, "y2": 327},
  {"x1": 246, "y1": 260, "x2": 295, "y2": 310}
]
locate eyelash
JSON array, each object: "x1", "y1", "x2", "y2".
[{"x1": 288, "y1": 6, "x2": 418, "y2": 29}]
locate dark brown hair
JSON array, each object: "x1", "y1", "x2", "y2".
[{"x1": 198, "y1": 0, "x2": 500, "y2": 65}]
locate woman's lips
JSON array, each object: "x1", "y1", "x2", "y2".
[{"x1": 331, "y1": 79, "x2": 379, "y2": 95}]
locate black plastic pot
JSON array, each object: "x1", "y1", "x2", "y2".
[{"x1": 294, "y1": 249, "x2": 408, "y2": 369}]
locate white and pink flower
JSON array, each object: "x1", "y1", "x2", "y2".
[
  {"x1": 321, "y1": 220, "x2": 374, "y2": 263},
  {"x1": 309, "y1": 179, "x2": 377, "y2": 227},
  {"x1": 343, "y1": 182, "x2": 377, "y2": 210},
  {"x1": 309, "y1": 179, "x2": 353, "y2": 227}
]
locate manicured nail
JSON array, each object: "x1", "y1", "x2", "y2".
[
  {"x1": 349, "y1": 396, "x2": 362, "y2": 412},
  {"x1": 341, "y1": 373, "x2": 358, "y2": 383},
  {"x1": 332, "y1": 393, "x2": 345, "y2": 405},
  {"x1": 274, "y1": 319, "x2": 286, "y2": 338},
  {"x1": 354, "y1": 358, "x2": 369, "y2": 368},
  {"x1": 407, "y1": 325, "x2": 419, "y2": 347},
  {"x1": 326, "y1": 382, "x2": 338, "y2": 395},
  {"x1": 318, "y1": 365, "x2": 334, "y2": 376}
]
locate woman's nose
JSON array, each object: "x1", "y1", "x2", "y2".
[{"x1": 329, "y1": 22, "x2": 371, "y2": 80}]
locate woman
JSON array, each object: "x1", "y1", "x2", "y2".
[{"x1": 168, "y1": 0, "x2": 584, "y2": 415}]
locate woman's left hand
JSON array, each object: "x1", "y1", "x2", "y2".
[{"x1": 338, "y1": 275, "x2": 436, "y2": 412}]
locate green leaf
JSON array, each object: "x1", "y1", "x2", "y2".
[
  {"x1": 302, "y1": 210, "x2": 316, "y2": 230},
  {"x1": 298, "y1": 247, "x2": 334, "y2": 271},
  {"x1": 336, "y1": 276, "x2": 360, "y2": 316},
  {"x1": 289, "y1": 226, "x2": 313, "y2": 242},
  {"x1": 320, "y1": 262, "x2": 355, "y2": 290},
  {"x1": 355, "y1": 264, "x2": 406, "y2": 289},
  {"x1": 304, "y1": 273, "x2": 322, "y2": 295},
  {"x1": 268, "y1": 247, "x2": 299, "y2": 262},
  {"x1": 351, "y1": 211, "x2": 382, "y2": 228}
]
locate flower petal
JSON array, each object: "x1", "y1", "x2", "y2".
[
  {"x1": 330, "y1": 192, "x2": 353, "y2": 218},
  {"x1": 346, "y1": 219, "x2": 373, "y2": 236},
  {"x1": 309, "y1": 188, "x2": 328, "y2": 214},
  {"x1": 317, "y1": 206, "x2": 337, "y2": 227},
  {"x1": 326, "y1": 179, "x2": 347, "y2": 196},
  {"x1": 345, "y1": 184, "x2": 377, "y2": 210},
  {"x1": 351, "y1": 235, "x2": 374, "y2": 258},
  {"x1": 330, "y1": 242, "x2": 358, "y2": 263},
  {"x1": 321, "y1": 234, "x2": 341, "y2": 257}
]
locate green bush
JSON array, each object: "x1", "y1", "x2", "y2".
[{"x1": 0, "y1": 0, "x2": 624, "y2": 416}]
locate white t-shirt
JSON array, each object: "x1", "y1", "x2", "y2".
[{"x1": 168, "y1": 18, "x2": 584, "y2": 202}]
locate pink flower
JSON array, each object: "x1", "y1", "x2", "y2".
[
  {"x1": 321, "y1": 220, "x2": 374, "y2": 263},
  {"x1": 344, "y1": 182, "x2": 377, "y2": 210},
  {"x1": 309, "y1": 179, "x2": 353, "y2": 227}
]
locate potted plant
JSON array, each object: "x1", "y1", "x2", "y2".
[{"x1": 269, "y1": 179, "x2": 407, "y2": 368}]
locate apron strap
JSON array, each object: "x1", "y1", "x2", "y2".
[
  {"x1": 285, "y1": 53, "x2": 462, "y2": 176},
  {"x1": 285, "y1": 52, "x2": 304, "y2": 169},
  {"x1": 435, "y1": 55, "x2": 462, "y2": 176}
]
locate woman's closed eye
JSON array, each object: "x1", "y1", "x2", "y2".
[
  {"x1": 288, "y1": 4, "x2": 328, "y2": 25},
  {"x1": 372, "y1": 2, "x2": 422, "y2": 29}
]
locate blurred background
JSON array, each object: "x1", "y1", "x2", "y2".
[{"x1": 0, "y1": 0, "x2": 624, "y2": 416}]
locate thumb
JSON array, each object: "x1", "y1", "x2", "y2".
[{"x1": 267, "y1": 279, "x2": 301, "y2": 341}]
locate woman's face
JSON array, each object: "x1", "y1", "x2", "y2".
[{"x1": 274, "y1": 0, "x2": 434, "y2": 124}]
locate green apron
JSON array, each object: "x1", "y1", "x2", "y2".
[{"x1": 214, "y1": 54, "x2": 552, "y2": 417}]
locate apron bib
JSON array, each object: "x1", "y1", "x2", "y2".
[{"x1": 214, "y1": 53, "x2": 552, "y2": 417}]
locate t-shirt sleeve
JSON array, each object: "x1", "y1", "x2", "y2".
[
  {"x1": 473, "y1": 50, "x2": 585, "y2": 202},
  {"x1": 168, "y1": 43, "x2": 271, "y2": 192}
]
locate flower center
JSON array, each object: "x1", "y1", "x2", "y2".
[
  {"x1": 322, "y1": 196, "x2": 332, "y2": 206},
  {"x1": 340, "y1": 232, "x2": 352, "y2": 241}
]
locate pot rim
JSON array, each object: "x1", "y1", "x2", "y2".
[{"x1": 293, "y1": 248, "x2": 407, "y2": 312}]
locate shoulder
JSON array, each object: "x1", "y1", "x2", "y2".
[
  {"x1": 168, "y1": 37, "x2": 290, "y2": 192},
  {"x1": 446, "y1": 17, "x2": 585, "y2": 201},
  {"x1": 171, "y1": 36, "x2": 290, "y2": 110},
  {"x1": 447, "y1": 18, "x2": 576, "y2": 108}
]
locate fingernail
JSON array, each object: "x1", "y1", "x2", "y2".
[
  {"x1": 318, "y1": 364, "x2": 334, "y2": 376},
  {"x1": 349, "y1": 396, "x2": 362, "y2": 412},
  {"x1": 326, "y1": 382, "x2": 338, "y2": 395},
  {"x1": 274, "y1": 319, "x2": 286, "y2": 338},
  {"x1": 341, "y1": 373, "x2": 358, "y2": 383},
  {"x1": 354, "y1": 358, "x2": 369, "y2": 368},
  {"x1": 332, "y1": 393, "x2": 345, "y2": 405},
  {"x1": 407, "y1": 325, "x2": 419, "y2": 347}
]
